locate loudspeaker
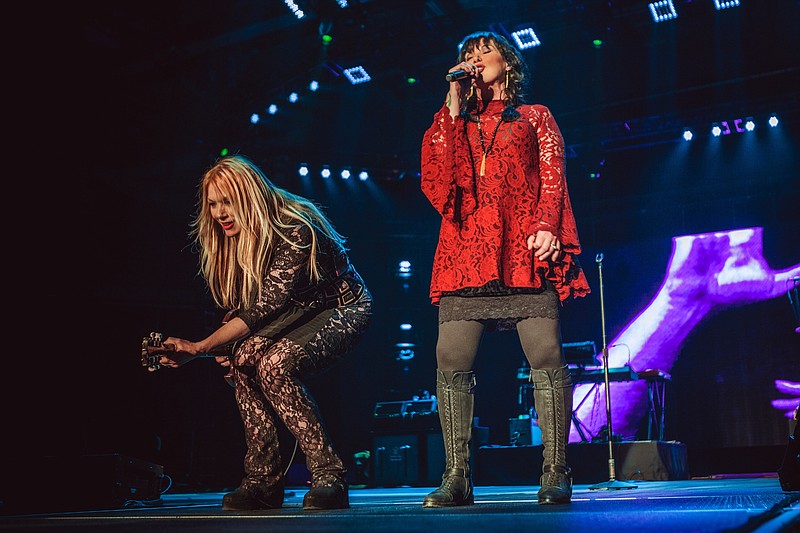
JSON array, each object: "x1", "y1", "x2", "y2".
[
  {"x1": 509, "y1": 416, "x2": 542, "y2": 446},
  {"x1": 475, "y1": 441, "x2": 689, "y2": 485},
  {"x1": 371, "y1": 425, "x2": 489, "y2": 487},
  {"x1": 2, "y1": 454, "x2": 164, "y2": 514},
  {"x1": 778, "y1": 406, "x2": 799, "y2": 491}
]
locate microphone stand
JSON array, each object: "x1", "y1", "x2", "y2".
[{"x1": 589, "y1": 253, "x2": 637, "y2": 491}]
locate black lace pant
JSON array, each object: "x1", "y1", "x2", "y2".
[{"x1": 232, "y1": 294, "x2": 372, "y2": 490}]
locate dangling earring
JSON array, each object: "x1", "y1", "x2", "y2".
[
  {"x1": 505, "y1": 70, "x2": 510, "y2": 91},
  {"x1": 468, "y1": 84, "x2": 475, "y2": 100}
]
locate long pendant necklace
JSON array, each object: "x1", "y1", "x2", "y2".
[{"x1": 477, "y1": 114, "x2": 503, "y2": 177}]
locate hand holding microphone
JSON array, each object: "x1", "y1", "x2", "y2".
[{"x1": 445, "y1": 62, "x2": 480, "y2": 82}]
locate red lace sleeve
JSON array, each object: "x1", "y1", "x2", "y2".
[
  {"x1": 527, "y1": 105, "x2": 565, "y2": 236},
  {"x1": 421, "y1": 105, "x2": 461, "y2": 221}
]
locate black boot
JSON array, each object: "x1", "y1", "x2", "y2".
[
  {"x1": 423, "y1": 370, "x2": 476, "y2": 508},
  {"x1": 297, "y1": 411, "x2": 349, "y2": 510},
  {"x1": 532, "y1": 365, "x2": 573, "y2": 505},
  {"x1": 222, "y1": 482, "x2": 284, "y2": 510},
  {"x1": 303, "y1": 474, "x2": 349, "y2": 510}
]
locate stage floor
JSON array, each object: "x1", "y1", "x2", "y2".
[{"x1": 1, "y1": 476, "x2": 798, "y2": 532}]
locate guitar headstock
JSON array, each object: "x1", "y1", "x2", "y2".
[{"x1": 141, "y1": 331, "x2": 166, "y2": 372}]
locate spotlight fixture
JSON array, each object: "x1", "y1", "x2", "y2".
[
  {"x1": 396, "y1": 349, "x2": 415, "y2": 361},
  {"x1": 393, "y1": 323, "x2": 417, "y2": 357},
  {"x1": 714, "y1": 0, "x2": 740, "y2": 9},
  {"x1": 321, "y1": 166, "x2": 331, "y2": 179},
  {"x1": 343, "y1": 66, "x2": 372, "y2": 85},
  {"x1": 284, "y1": 0, "x2": 305, "y2": 19},
  {"x1": 340, "y1": 169, "x2": 351, "y2": 180},
  {"x1": 511, "y1": 28, "x2": 541, "y2": 50},
  {"x1": 268, "y1": 104, "x2": 278, "y2": 115},
  {"x1": 649, "y1": 1, "x2": 677, "y2": 23},
  {"x1": 711, "y1": 123, "x2": 722, "y2": 137},
  {"x1": 768, "y1": 115, "x2": 779, "y2": 127},
  {"x1": 250, "y1": 113, "x2": 260, "y2": 124},
  {"x1": 683, "y1": 129, "x2": 693, "y2": 141},
  {"x1": 298, "y1": 164, "x2": 309, "y2": 177},
  {"x1": 396, "y1": 260, "x2": 413, "y2": 278},
  {"x1": 358, "y1": 170, "x2": 369, "y2": 181},
  {"x1": 288, "y1": 92, "x2": 299, "y2": 103},
  {"x1": 744, "y1": 117, "x2": 755, "y2": 132},
  {"x1": 309, "y1": 80, "x2": 319, "y2": 92}
]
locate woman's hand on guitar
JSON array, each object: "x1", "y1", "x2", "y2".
[
  {"x1": 158, "y1": 337, "x2": 200, "y2": 368},
  {"x1": 215, "y1": 355, "x2": 231, "y2": 368}
]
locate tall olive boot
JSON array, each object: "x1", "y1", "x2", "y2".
[
  {"x1": 423, "y1": 370, "x2": 476, "y2": 508},
  {"x1": 531, "y1": 365, "x2": 573, "y2": 505}
]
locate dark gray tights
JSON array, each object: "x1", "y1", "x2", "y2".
[{"x1": 435, "y1": 317, "x2": 564, "y2": 371}]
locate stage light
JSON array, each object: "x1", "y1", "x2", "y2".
[
  {"x1": 358, "y1": 170, "x2": 369, "y2": 181},
  {"x1": 268, "y1": 104, "x2": 278, "y2": 115},
  {"x1": 220, "y1": 148, "x2": 229, "y2": 156},
  {"x1": 343, "y1": 66, "x2": 372, "y2": 85},
  {"x1": 309, "y1": 80, "x2": 319, "y2": 92},
  {"x1": 336, "y1": 0, "x2": 348, "y2": 7},
  {"x1": 744, "y1": 118, "x2": 755, "y2": 132},
  {"x1": 394, "y1": 322, "x2": 416, "y2": 354},
  {"x1": 592, "y1": 39, "x2": 604, "y2": 48},
  {"x1": 714, "y1": 0, "x2": 740, "y2": 9},
  {"x1": 288, "y1": 92, "x2": 299, "y2": 103},
  {"x1": 768, "y1": 115, "x2": 779, "y2": 127},
  {"x1": 406, "y1": 77, "x2": 417, "y2": 84},
  {"x1": 318, "y1": 19, "x2": 334, "y2": 46},
  {"x1": 321, "y1": 166, "x2": 331, "y2": 179},
  {"x1": 298, "y1": 164, "x2": 309, "y2": 177},
  {"x1": 396, "y1": 348, "x2": 415, "y2": 361},
  {"x1": 250, "y1": 113, "x2": 260, "y2": 124},
  {"x1": 396, "y1": 260, "x2": 413, "y2": 278},
  {"x1": 711, "y1": 121, "x2": 732, "y2": 136},
  {"x1": 683, "y1": 129, "x2": 693, "y2": 141},
  {"x1": 511, "y1": 28, "x2": 541, "y2": 50},
  {"x1": 340, "y1": 169, "x2": 351, "y2": 180},
  {"x1": 284, "y1": 0, "x2": 305, "y2": 19},
  {"x1": 649, "y1": 1, "x2": 678, "y2": 23}
]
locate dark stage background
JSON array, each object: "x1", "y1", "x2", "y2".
[{"x1": 9, "y1": 0, "x2": 798, "y2": 493}]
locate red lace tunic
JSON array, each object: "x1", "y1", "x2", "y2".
[{"x1": 421, "y1": 100, "x2": 590, "y2": 305}]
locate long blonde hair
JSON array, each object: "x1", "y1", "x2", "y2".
[{"x1": 191, "y1": 155, "x2": 346, "y2": 310}]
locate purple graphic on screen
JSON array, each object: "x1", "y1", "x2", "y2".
[{"x1": 570, "y1": 227, "x2": 800, "y2": 442}]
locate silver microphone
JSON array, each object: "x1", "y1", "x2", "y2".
[{"x1": 445, "y1": 70, "x2": 470, "y2": 82}]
